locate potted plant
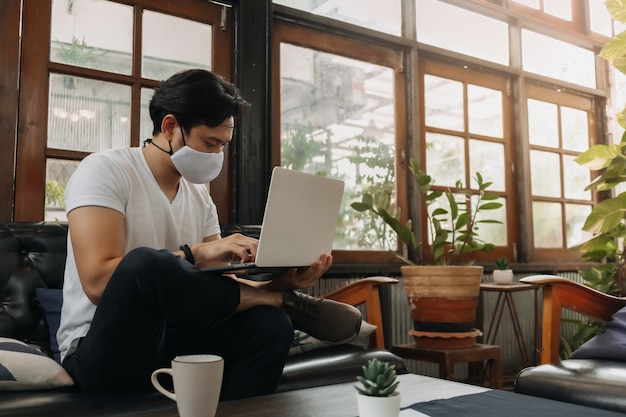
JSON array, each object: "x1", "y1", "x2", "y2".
[
  {"x1": 355, "y1": 358, "x2": 400, "y2": 417},
  {"x1": 352, "y1": 158, "x2": 503, "y2": 346},
  {"x1": 493, "y1": 257, "x2": 513, "y2": 285}
]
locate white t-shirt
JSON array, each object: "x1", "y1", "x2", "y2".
[{"x1": 57, "y1": 147, "x2": 221, "y2": 362}]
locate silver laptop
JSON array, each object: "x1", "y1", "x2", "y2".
[{"x1": 201, "y1": 167, "x2": 345, "y2": 274}]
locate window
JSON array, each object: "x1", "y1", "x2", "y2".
[
  {"x1": 525, "y1": 84, "x2": 596, "y2": 262},
  {"x1": 272, "y1": 1, "x2": 609, "y2": 266},
  {"x1": 15, "y1": 0, "x2": 233, "y2": 222},
  {"x1": 273, "y1": 21, "x2": 407, "y2": 264},
  {"x1": 521, "y1": 30, "x2": 597, "y2": 88},
  {"x1": 273, "y1": 0, "x2": 402, "y2": 36},
  {"x1": 420, "y1": 59, "x2": 516, "y2": 262},
  {"x1": 416, "y1": 0, "x2": 509, "y2": 66}
]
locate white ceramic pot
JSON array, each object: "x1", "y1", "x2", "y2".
[
  {"x1": 493, "y1": 269, "x2": 514, "y2": 285},
  {"x1": 356, "y1": 392, "x2": 401, "y2": 417}
]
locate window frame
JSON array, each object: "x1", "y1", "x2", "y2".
[
  {"x1": 15, "y1": 0, "x2": 234, "y2": 222},
  {"x1": 272, "y1": 19, "x2": 410, "y2": 266},
  {"x1": 523, "y1": 81, "x2": 600, "y2": 263},
  {"x1": 418, "y1": 58, "x2": 518, "y2": 264}
]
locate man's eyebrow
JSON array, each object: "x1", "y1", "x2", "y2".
[{"x1": 207, "y1": 135, "x2": 232, "y2": 144}]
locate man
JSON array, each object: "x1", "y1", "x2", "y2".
[{"x1": 57, "y1": 69, "x2": 361, "y2": 400}]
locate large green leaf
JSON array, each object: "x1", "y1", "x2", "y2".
[
  {"x1": 574, "y1": 144, "x2": 622, "y2": 170},
  {"x1": 582, "y1": 197, "x2": 626, "y2": 233},
  {"x1": 600, "y1": 30, "x2": 626, "y2": 61},
  {"x1": 606, "y1": 0, "x2": 626, "y2": 24}
]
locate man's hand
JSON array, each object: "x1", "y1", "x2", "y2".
[
  {"x1": 263, "y1": 254, "x2": 333, "y2": 292},
  {"x1": 193, "y1": 233, "x2": 259, "y2": 266}
]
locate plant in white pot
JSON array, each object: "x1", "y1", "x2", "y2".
[
  {"x1": 352, "y1": 158, "x2": 503, "y2": 347},
  {"x1": 355, "y1": 358, "x2": 401, "y2": 417},
  {"x1": 492, "y1": 258, "x2": 513, "y2": 285}
]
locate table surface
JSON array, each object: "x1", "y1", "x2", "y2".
[
  {"x1": 142, "y1": 372, "x2": 626, "y2": 417},
  {"x1": 143, "y1": 374, "x2": 488, "y2": 417},
  {"x1": 480, "y1": 282, "x2": 535, "y2": 292}
]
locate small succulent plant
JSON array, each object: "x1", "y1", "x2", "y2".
[
  {"x1": 355, "y1": 358, "x2": 399, "y2": 397},
  {"x1": 495, "y1": 257, "x2": 509, "y2": 270}
]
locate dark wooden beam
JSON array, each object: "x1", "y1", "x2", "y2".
[
  {"x1": 231, "y1": 0, "x2": 272, "y2": 224},
  {"x1": 0, "y1": 0, "x2": 21, "y2": 221}
]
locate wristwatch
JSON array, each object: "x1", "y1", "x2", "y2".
[{"x1": 179, "y1": 244, "x2": 196, "y2": 265}]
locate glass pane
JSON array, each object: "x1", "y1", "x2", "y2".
[
  {"x1": 469, "y1": 139, "x2": 505, "y2": 192},
  {"x1": 468, "y1": 85, "x2": 503, "y2": 137},
  {"x1": 48, "y1": 73, "x2": 131, "y2": 152},
  {"x1": 533, "y1": 201, "x2": 563, "y2": 248},
  {"x1": 530, "y1": 150, "x2": 560, "y2": 197},
  {"x1": 142, "y1": 11, "x2": 212, "y2": 80},
  {"x1": 45, "y1": 159, "x2": 79, "y2": 222},
  {"x1": 426, "y1": 133, "x2": 465, "y2": 187},
  {"x1": 561, "y1": 106, "x2": 589, "y2": 152},
  {"x1": 544, "y1": 0, "x2": 572, "y2": 21},
  {"x1": 141, "y1": 88, "x2": 155, "y2": 142},
  {"x1": 279, "y1": 44, "x2": 395, "y2": 250},
  {"x1": 273, "y1": 0, "x2": 401, "y2": 36},
  {"x1": 416, "y1": 0, "x2": 509, "y2": 65},
  {"x1": 512, "y1": 0, "x2": 539, "y2": 9},
  {"x1": 424, "y1": 75, "x2": 464, "y2": 131},
  {"x1": 566, "y1": 203, "x2": 593, "y2": 248},
  {"x1": 51, "y1": 0, "x2": 133, "y2": 75},
  {"x1": 528, "y1": 99, "x2": 558, "y2": 147},
  {"x1": 589, "y1": 0, "x2": 613, "y2": 36},
  {"x1": 522, "y1": 29, "x2": 596, "y2": 88},
  {"x1": 563, "y1": 155, "x2": 591, "y2": 199},
  {"x1": 474, "y1": 196, "x2": 507, "y2": 246}
]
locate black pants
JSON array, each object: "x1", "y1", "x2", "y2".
[{"x1": 62, "y1": 247, "x2": 293, "y2": 400}]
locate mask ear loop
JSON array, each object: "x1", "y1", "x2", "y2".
[
  {"x1": 180, "y1": 126, "x2": 188, "y2": 147},
  {"x1": 144, "y1": 138, "x2": 173, "y2": 155},
  {"x1": 143, "y1": 119, "x2": 183, "y2": 155}
]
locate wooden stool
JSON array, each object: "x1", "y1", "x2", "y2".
[{"x1": 391, "y1": 343, "x2": 502, "y2": 389}]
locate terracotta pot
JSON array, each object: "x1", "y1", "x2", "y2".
[{"x1": 401, "y1": 265, "x2": 483, "y2": 347}]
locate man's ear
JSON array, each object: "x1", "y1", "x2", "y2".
[{"x1": 161, "y1": 114, "x2": 179, "y2": 140}]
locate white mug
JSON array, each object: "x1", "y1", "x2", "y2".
[{"x1": 151, "y1": 354, "x2": 224, "y2": 417}]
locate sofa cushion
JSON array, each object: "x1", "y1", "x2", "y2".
[
  {"x1": 514, "y1": 359, "x2": 626, "y2": 413},
  {"x1": 570, "y1": 306, "x2": 626, "y2": 361},
  {"x1": 0, "y1": 337, "x2": 73, "y2": 390}
]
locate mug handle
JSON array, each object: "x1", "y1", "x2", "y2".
[{"x1": 151, "y1": 368, "x2": 176, "y2": 401}]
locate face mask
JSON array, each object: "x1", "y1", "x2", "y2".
[{"x1": 171, "y1": 146, "x2": 224, "y2": 184}]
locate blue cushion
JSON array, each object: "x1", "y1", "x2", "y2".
[
  {"x1": 35, "y1": 288, "x2": 63, "y2": 363},
  {"x1": 571, "y1": 306, "x2": 626, "y2": 360}
]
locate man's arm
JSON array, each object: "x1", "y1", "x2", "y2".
[{"x1": 68, "y1": 205, "x2": 127, "y2": 305}]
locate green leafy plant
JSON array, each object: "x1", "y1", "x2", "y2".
[
  {"x1": 495, "y1": 257, "x2": 509, "y2": 270},
  {"x1": 355, "y1": 358, "x2": 399, "y2": 397},
  {"x1": 45, "y1": 180, "x2": 66, "y2": 210},
  {"x1": 58, "y1": 36, "x2": 105, "y2": 66},
  {"x1": 351, "y1": 158, "x2": 502, "y2": 265}
]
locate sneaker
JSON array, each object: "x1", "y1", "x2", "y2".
[{"x1": 283, "y1": 291, "x2": 362, "y2": 343}]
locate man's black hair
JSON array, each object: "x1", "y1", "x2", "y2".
[{"x1": 149, "y1": 69, "x2": 250, "y2": 135}]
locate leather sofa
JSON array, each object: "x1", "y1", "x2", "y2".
[
  {"x1": 0, "y1": 221, "x2": 405, "y2": 417},
  {"x1": 514, "y1": 275, "x2": 626, "y2": 413}
]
